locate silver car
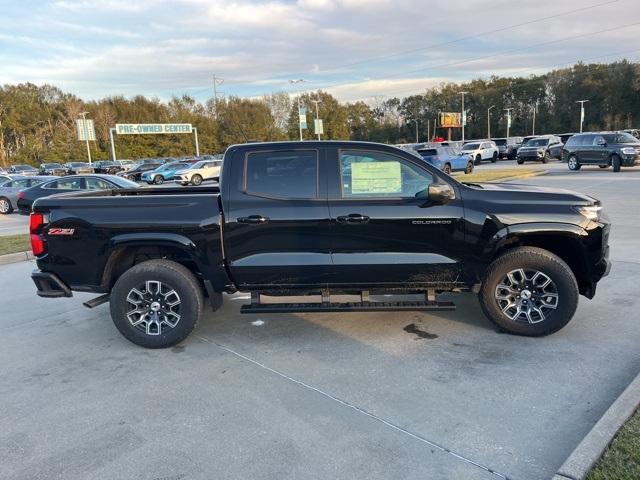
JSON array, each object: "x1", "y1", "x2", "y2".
[{"x1": 0, "y1": 176, "x2": 53, "y2": 214}]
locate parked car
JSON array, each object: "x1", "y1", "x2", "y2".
[
  {"x1": 519, "y1": 136, "x2": 537, "y2": 149},
  {"x1": 0, "y1": 173, "x2": 25, "y2": 185},
  {"x1": 492, "y1": 137, "x2": 523, "y2": 159},
  {"x1": 555, "y1": 133, "x2": 576, "y2": 145},
  {"x1": 562, "y1": 132, "x2": 640, "y2": 172},
  {"x1": 461, "y1": 140, "x2": 499, "y2": 164},
  {"x1": 30, "y1": 140, "x2": 610, "y2": 348},
  {"x1": 0, "y1": 176, "x2": 52, "y2": 214},
  {"x1": 141, "y1": 162, "x2": 191, "y2": 185},
  {"x1": 174, "y1": 159, "x2": 223, "y2": 185},
  {"x1": 9, "y1": 164, "x2": 38, "y2": 176},
  {"x1": 115, "y1": 160, "x2": 136, "y2": 171},
  {"x1": 92, "y1": 161, "x2": 124, "y2": 175},
  {"x1": 38, "y1": 163, "x2": 67, "y2": 176},
  {"x1": 416, "y1": 145, "x2": 474, "y2": 174},
  {"x1": 516, "y1": 135, "x2": 563, "y2": 164},
  {"x1": 620, "y1": 129, "x2": 640, "y2": 139},
  {"x1": 117, "y1": 162, "x2": 163, "y2": 181},
  {"x1": 64, "y1": 162, "x2": 95, "y2": 175},
  {"x1": 16, "y1": 174, "x2": 139, "y2": 215}
]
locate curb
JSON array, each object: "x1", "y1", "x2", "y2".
[
  {"x1": 492, "y1": 169, "x2": 549, "y2": 183},
  {"x1": 553, "y1": 371, "x2": 640, "y2": 480},
  {"x1": 0, "y1": 250, "x2": 34, "y2": 266}
]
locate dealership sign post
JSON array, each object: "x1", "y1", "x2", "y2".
[{"x1": 109, "y1": 123, "x2": 199, "y2": 161}]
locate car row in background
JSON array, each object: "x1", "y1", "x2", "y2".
[
  {"x1": 415, "y1": 145, "x2": 474, "y2": 174},
  {"x1": 0, "y1": 176, "x2": 53, "y2": 214}
]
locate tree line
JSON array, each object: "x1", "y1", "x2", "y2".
[{"x1": 1, "y1": 60, "x2": 638, "y2": 167}]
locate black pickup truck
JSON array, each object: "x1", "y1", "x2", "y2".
[{"x1": 29, "y1": 141, "x2": 611, "y2": 348}]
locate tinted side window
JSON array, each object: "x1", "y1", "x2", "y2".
[
  {"x1": 578, "y1": 135, "x2": 594, "y2": 146},
  {"x1": 86, "y1": 178, "x2": 113, "y2": 190},
  {"x1": 340, "y1": 150, "x2": 433, "y2": 199},
  {"x1": 49, "y1": 178, "x2": 83, "y2": 190},
  {"x1": 245, "y1": 150, "x2": 317, "y2": 199}
]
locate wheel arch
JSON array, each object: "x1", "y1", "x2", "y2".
[{"x1": 487, "y1": 224, "x2": 593, "y2": 297}]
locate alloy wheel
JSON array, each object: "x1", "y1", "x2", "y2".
[
  {"x1": 0, "y1": 199, "x2": 9, "y2": 213},
  {"x1": 125, "y1": 280, "x2": 181, "y2": 335},
  {"x1": 494, "y1": 268, "x2": 558, "y2": 324}
]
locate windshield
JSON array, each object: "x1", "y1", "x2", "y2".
[
  {"x1": 604, "y1": 133, "x2": 640, "y2": 144},
  {"x1": 42, "y1": 163, "x2": 61, "y2": 168},
  {"x1": 527, "y1": 138, "x2": 549, "y2": 147},
  {"x1": 188, "y1": 161, "x2": 206, "y2": 169},
  {"x1": 462, "y1": 143, "x2": 480, "y2": 150},
  {"x1": 69, "y1": 162, "x2": 86, "y2": 167},
  {"x1": 14, "y1": 165, "x2": 33, "y2": 170}
]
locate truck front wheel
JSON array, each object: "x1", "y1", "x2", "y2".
[
  {"x1": 479, "y1": 247, "x2": 578, "y2": 336},
  {"x1": 110, "y1": 259, "x2": 204, "y2": 348}
]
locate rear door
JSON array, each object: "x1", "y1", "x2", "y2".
[
  {"x1": 326, "y1": 147, "x2": 464, "y2": 288},
  {"x1": 577, "y1": 135, "x2": 596, "y2": 163},
  {"x1": 223, "y1": 147, "x2": 332, "y2": 289}
]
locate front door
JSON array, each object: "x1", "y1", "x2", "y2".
[
  {"x1": 326, "y1": 147, "x2": 464, "y2": 289},
  {"x1": 224, "y1": 147, "x2": 332, "y2": 289}
]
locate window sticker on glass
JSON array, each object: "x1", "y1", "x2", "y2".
[{"x1": 351, "y1": 161, "x2": 401, "y2": 194}]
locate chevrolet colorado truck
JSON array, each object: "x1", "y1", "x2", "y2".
[{"x1": 29, "y1": 141, "x2": 611, "y2": 348}]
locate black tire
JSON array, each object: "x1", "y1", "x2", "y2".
[
  {"x1": 443, "y1": 163, "x2": 452, "y2": 175},
  {"x1": 0, "y1": 197, "x2": 13, "y2": 214},
  {"x1": 612, "y1": 155, "x2": 621, "y2": 172},
  {"x1": 110, "y1": 259, "x2": 204, "y2": 348},
  {"x1": 599, "y1": 165, "x2": 609, "y2": 169},
  {"x1": 464, "y1": 161, "x2": 474, "y2": 174},
  {"x1": 567, "y1": 155, "x2": 581, "y2": 171},
  {"x1": 491, "y1": 152, "x2": 497, "y2": 163},
  {"x1": 516, "y1": 158, "x2": 524, "y2": 165},
  {"x1": 479, "y1": 247, "x2": 579, "y2": 337},
  {"x1": 542, "y1": 151, "x2": 550, "y2": 164},
  {"x1": 191, "y1": 174, "x2": 203, "y2": 186},
  {"x1": 153, "y1": 175, "x2": 164, "y2": 185},
  {"x1": 474, "y1": 154, "x2": 482, "y2": 166}
]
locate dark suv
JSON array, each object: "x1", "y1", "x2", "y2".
[
  {"x1": 516, "y1": 135, "x2": 563, "y2": 164},
  {"x1": 562, "y1": 132, "x2": 640, "y2": 172}
]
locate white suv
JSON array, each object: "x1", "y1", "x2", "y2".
[
  {"x1": 462, "y1": 140, "x2": 499, "y2": 165},
  {"x1": 174, "y1": 160, "x2": 222, "y2": 186}
]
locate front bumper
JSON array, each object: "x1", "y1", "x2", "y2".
[{"x1": 31, "y1": 270, "x2": 72, "y2": 298}]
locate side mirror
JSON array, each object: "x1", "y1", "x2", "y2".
[
  {"x1": 596, "y1": 138, "x2": 607, "y2": 146},
  {"x1": 427, "y1": 183, "x2": 455, "y2": 204}
]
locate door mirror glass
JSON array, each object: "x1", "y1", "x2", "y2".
[
  {"x1": 427, "y1": 183, "x2": 455, "y2": 204},
  {"x1": 595, "y1": 137, "x2": 606, "y2": 146}
]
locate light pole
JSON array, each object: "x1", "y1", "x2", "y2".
[
  {"x1": 311, "y1": 99, "x2": 321, "y2": 140},
  {"x1": 459, "y1": 91, "x2": 468, "y2": 142},
  {"x1": 504, "y1": 107, "x2": 513, "y2": 139},
  {"x1": 289, "y1": 79, "x2": 305, "y2": 141},
  {"x1": 532, "y1": 100, "x2": 538, "y2": 135},
  {"x1": 576, "y1": 100, "x2": 588, "y2": 133},
  {"x1": 487, "y1": 105, "x2": 495, "y2": 139},
  {"x1": 79, "y1": 111, "x2": 92, "y2": 164}
]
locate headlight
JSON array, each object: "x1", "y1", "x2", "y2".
[
  {"x1": 574, "y1": 205, "x2": 602, "y2": 222},
  {"x1": 621, "y1": 147, "x2": 636, "y2": 155}
]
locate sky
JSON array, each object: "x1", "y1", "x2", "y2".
[{"x1": 0, "y1": 0, "x2": 639, "y2": 103}]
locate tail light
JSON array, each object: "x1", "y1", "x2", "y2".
[{"x1": 29, "y1": 212, "x2": 46, "y2": 256}]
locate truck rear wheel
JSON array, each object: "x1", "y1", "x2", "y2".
[
  {"x1": 110, "y1": 260, "x2": 204, "y2": 348},
  {"x1": 611, "y1": 154, "x2": 621, "y2": 172},
  {"x1": 479, "y1": 247, "x2": 578, "y2": 336}
]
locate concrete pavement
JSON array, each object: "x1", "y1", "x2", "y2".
[{"x1": 1, "y1": 163, "x2": 639, "y2": 480}]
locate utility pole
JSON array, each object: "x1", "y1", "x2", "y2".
[
  {"x1": 459, "y1": 91, "x2": 468, "y2": 142},
  {"x1": 311, "y1": 99, "x2": 321, "y2": 140},
  {"x1": 427, "y1": 119, "x2": 430, "y2": 141},
  {"x1": 487, "y1": 105, "x2": 495, "y2": 139},
  {"x1": 504, "y1": 108, "x2": 513, "y2": 139},
  {"x1": 532, "y1": 100, "x2": 538, "y2": 136},
  {"x1": 79, "y1": 111, "x2": 91, "y2": 164},
  {"x1": 627, "y1": 112, "x2": 632, "y2": 129},
  {"x1": 576, "y1": 100, "x2": 588, "y2": 133},
  {"x1": 414, "y1": 111, "x2": 419, "y2": 143},
  {"x1": 289, "y1": 79, "x2": 305, "y2": 141},
  {"x1": 212, "y1": 74, "x2": 224, "y2": 119}
]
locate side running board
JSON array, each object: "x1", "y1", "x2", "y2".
[{"x1": 240, "y1": 290, "x2": 455, "y2": 314}]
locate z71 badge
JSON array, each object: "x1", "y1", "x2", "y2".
[{"x1": 48, "y1": 228, "x2": 75, "y2": 236}]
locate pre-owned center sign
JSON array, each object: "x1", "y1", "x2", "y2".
[{"x1": 115, "y1": 123, "x2": 193, "y2": 135}]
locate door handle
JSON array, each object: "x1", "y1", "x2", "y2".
[
  {"x1": 337, "y1": 213, "x2": 370, "y2": 224},
  {"x1": 238, "y1": 215, "x2": 270, "y2": 224}
]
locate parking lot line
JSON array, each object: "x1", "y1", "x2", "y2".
[{"x1": 196, "y1": 334, "x2": 510, "y2": 480}]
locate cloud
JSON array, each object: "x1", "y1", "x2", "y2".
[{"x1": 1, "y1": 0, "x2": 638, "y2": 101}]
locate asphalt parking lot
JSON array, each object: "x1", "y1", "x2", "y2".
[{"x1": 1, "y1": 161, "x2": 639, "y2": 480}]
